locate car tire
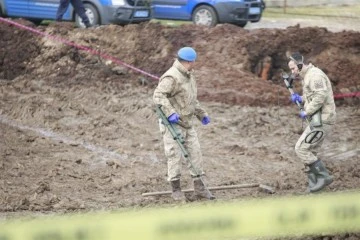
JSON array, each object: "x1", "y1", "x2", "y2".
[
  {"x1": 75, "y1": 3, "x2": 99, "y2": 28},
  {"x1": 234, "y1": 21, "x2": 247, "y2": 28},
  {"x1": 29, "y1": 19, "x2": 43, "y2": 25},
  {"x1": 192, "y1": 5, "x2": 218, "y2": 27}
]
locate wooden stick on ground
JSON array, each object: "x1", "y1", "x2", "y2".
[{"x1": 142, "y1": 183, "x2": 275, "y2": 197}]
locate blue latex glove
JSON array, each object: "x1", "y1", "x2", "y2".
[
  {"x1": 168, "y1": 113, "x2": 180, "y2": 124},
  {"x1": 201, "y1": 116, "x2": 210, "y2": 125},
  {"x1": 291, "y1": 93, "x2": 302, "y2": 104},
  {"x1": 299, "y1": 110, "x2": 307, "y2": 119}
]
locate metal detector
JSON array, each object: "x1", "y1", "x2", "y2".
[
  {"x1": 282, "y1": 72, "x2": 324, "y2": 144},
  {"x1": 154, "y1": 105, "x2": 213, "y2": 195}
]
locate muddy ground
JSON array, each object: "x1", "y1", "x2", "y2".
[{"x1": 0, "y1": 18, "x2": 359, "y2": 239}]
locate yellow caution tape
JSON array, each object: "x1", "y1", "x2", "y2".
[{"x1": 1, "y1": 191, "x2": 360, "y2": 240}]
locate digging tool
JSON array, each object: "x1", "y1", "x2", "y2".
[
  {"x1": 281, "y1": 72, "x2": 324, "y2": 144},
  {"x1": 142, "y1": 183, "x2": 275, "y2": 197}
]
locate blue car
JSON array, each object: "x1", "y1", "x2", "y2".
[
  {"x1": 0, "y1": 0, "x2": 152, "y2": 27},
  {"x1": 152, "y1": 0, "x2": 265, "y2": 27}
]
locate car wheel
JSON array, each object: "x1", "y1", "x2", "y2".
[
  {"x1": 29, "y1": 19, "x2": 43, "y2": 25},
  {"x1": 75, "y1": 3, "x2": 99, "y2": 28},
  {"x1": 234, "y1": 21, "x2": 247, "y2": 28},
  {"x1": 192, "y1": 5, "x2": 218, "y2": 27}
]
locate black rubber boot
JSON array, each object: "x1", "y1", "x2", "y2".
[
  {"x1": 304, "y1": 165, "x2": 317, "y2": 193},
  {"x1": 193, "y1": 178, "x2": 215, "y2": 200},
  {"x1": 170, "y1": 180, "x2": 186, "y2": 201},
  {"x1": 309, "y1": 159, "x2": 333, "y2": 193}
]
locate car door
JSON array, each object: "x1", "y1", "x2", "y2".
[
  {"x1": 28, "y1": 0, "x2": 71, "y2": 20},
  {"x1": 4, "y1": 0, "x2": 29, "y2": 17},
  {"x1": 152, "y1": 0, "x2": 189, "y2": 20}
]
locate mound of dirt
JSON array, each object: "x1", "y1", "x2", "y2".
[
  {"x1": 0, "y1": 20, "x2": 40, "y2": 80},
  {"x1": 0, "y1": 19, "x2": 359, "y2": 240},
  {"x1": 1, "y1": 20, "x2": 359, "y2": 106}
]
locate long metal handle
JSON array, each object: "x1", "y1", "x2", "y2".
[
  {"x1": 142, "y1": 183, "x2": 275, "y2": 197},
  {"x1": 155, "y1": 105, "x2": 199, "y2": 173},
  {"x1": 283, "y1": 78, "x2": 313, "y2": 130},
  {"x1": 155, "y1": 105, "x2": 212, "y2": 192}
]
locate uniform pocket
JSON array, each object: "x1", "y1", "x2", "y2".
[{"x1": 310, "y1": 109, "x2": 322, "y2": 127}]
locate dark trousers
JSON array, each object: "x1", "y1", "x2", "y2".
[{"x1": 56, "y1": 0, "x2": 90, "y2": 24}]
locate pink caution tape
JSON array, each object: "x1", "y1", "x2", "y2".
[{"x1": 334, "y1": 92, "x2": 360, "y2": 100}]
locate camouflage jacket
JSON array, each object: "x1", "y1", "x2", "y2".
[
  {"x1": 300, "y1": 64, "x2": 336, "y2": 125},
  {"x1": 153, "y1": 59, "x2": 207, "y2": 128}
]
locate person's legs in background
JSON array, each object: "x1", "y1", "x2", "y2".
[
  {"x1": 70, "y1": 0, "x2": 91, "y2": 27},
  {"x1": 56, "y1": 0, "x2": 71, "y2": 21}
]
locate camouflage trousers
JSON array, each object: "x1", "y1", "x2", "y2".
[
  {"x1": 159, "y1": 120, "x2": 205, "y2": 182},
  {"x1": 295, "y1": 124, "x2": 333, "y2": 165}
]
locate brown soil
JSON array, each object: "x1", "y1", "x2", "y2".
[{"x1": 0, "y1": 19, "x2": 359, "y2": 239}]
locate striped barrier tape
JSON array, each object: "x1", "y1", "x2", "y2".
[{"x1": 0, "y1": 191, "x2": 359, "y2": 240}]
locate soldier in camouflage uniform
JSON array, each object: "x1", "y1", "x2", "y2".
[
  {"x1": 153, "y1": 47, "x2": 215, "y2": 201},
  {"x1": 288, "y1": 52, "x2": 336, "y2": 193}
]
